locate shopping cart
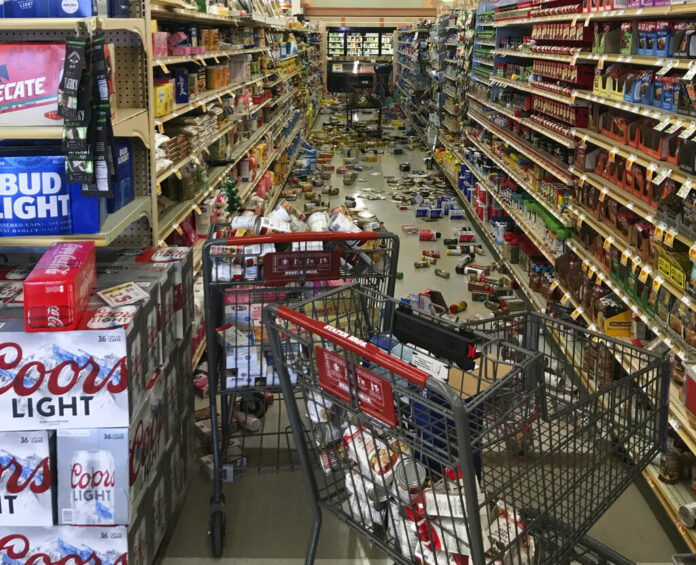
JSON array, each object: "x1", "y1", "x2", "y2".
[
  {"x1": 263, "y1": 284, "x2": 670, "y2": 564},
  {"x1": 202, "y1": 230, "x2": 400, "y2": 556}
]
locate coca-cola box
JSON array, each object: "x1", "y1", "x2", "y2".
[
  {"x1": 97, "y1": 246, "x2": 194, "y2": 339},
  {"x1": 129, "y1": 368, "x2": 166, "y2": 511},
  {"x1": 23, "y1": 241, "x2": 96, "y2": 332},
  {"x1": 163, "y1": 358, "x2": 178, "y2": 441},
  {"x1": 0, "y1": 430, "x2": 54, "y2": 526},
  {"x1": 0, "y1": 525, "x2": 128, "y2": 564},
  {"x1": 95, "y1": 269, "x2": 161, "y2": 382},
  {"x1": 56, "y1": 427, "x2": 129, "y2": 526},
  {"x1": 0, "y1": 318, "x2": 129, "y2": 430},
  {"x1": 168, "y1": 438, "x2": 187, "y2": 515},
  {"x1": 78, "y1": 294, "x2": 148, "y2": 417},
  {"x1": 151, "y1": 461, "x2": 168, "y2": 554}
]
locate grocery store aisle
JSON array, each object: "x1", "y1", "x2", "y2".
[{"x1": 161, "y1": 112, "x2": 681, "y2": 564}]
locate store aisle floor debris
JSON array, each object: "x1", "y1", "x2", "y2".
[{"x1": 161, "y1": 113, "x2": 681, "y2": 564}]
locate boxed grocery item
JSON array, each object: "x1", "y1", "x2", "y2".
[
  {"x1": 77, "y1": 294, "x2": 149, "y2": 415},
  {"x1": 154, "y1": 80, "x2": 174, "y2": 117},
  {"x1": 129, "y1": 368, "x2": 167, "y2": 509},
  {"x1": 56, "y1": 427, "x2": 129, "y2": 525},
  {"x1": 0, "y1": 430, "x2": 54, "y2": 526},
  {"x1": 106, "y1": 138, "x2": 135, "y2": 214},
  {"x1": 0, "y1": 43, "x2": 64, "y2": 126},
  {"x1": 0, "y1": 318, "x2": 130, "y2": 431},
  {"x1": 0, "y1": 525, "x2": 128, "y2": 562},
  {"x1": 23, "y1": 241, "x2": 96, "y2": 332}
]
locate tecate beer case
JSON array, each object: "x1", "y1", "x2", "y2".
[
  {"x1": 0, "y1": 318, "x2": 129, "y2": 431},
  {"x1": 0, "y1": 430, "x2": 54, "y2": 526},
  {"x1": 57, "y1": 428, "x2": 129, "y2": 526},
  {"x1": 23, "y1": 241, "x2": 96, "y2": 332},
  {"x1": 0, "y1": 43, "x2": 65, "y2": 126},
  {"x1": 0, "y1": 525, "x2": 128, "y2": 564}
]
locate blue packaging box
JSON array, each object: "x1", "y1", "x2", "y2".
[
  {"x1": 106, "y1": 138, "x2": 135, "y2": 214},
  {"x1": 0, "y1": 155, "x2": 71, "y2": 236},
  {"x1": 49, "y1": 0, "x2": 96, "y2": 17},
  {"x1": 174, "y1": 69, "x2": 189, "y2": 104}
]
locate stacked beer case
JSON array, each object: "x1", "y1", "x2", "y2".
[{"x1": 0, "y1": 242, "x2": 195, "y2": 564}]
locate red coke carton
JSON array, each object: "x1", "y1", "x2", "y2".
[{"x1": 23, "y1": 241, "x2": 96, "y2": 332}]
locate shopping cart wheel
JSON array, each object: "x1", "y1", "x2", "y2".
[
  {"x1": 240, "y1": 391, "x2": 270, "y2": 418},
  {"x1": 209, "y1": 502, "x2": 226, "y2": 557}
]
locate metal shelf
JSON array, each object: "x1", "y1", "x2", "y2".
[
  {"x1": 468, "y1": 93, "x2": 576, "y2": 149},
  {"x1": 2, "y1": 107, "x2": 149, "y2": 145},
  {"x1": 468, "y1": 108, "x2": 575, "y2": 185},
  {"x1": 192, "y1": 337, "x2": 207, "y2": 371},
  {"x1": 573, "y1": 127, "x2": 695, "y2": 187},
  {"x1": 151, "y1": 5, "x2": 244, "y2": 25},
  {"x1": 493, "y1": 48, "x2": 576, "y2": 63},
  {"x1": 0, "y1": 16, "x2": 145, "y2": 39},
  {"x1": 153, "y1": 46, "x2": 268, "y2": 68},
  {"x1": 573, "y1": 90, "x2": 696, "y2": 129},
  {"x1": 491, "y1": 75, "x2": 582, "y2": 106},
  {"x1": 155, "y1": 74, "x2": 272, "y2": 126},
  {"x1": 266, "y1": 69, "x2": 299, "y2": 87},
  {"x1": 465, "y1": 131, "x2": 573, "y2": 227},
  {"x1": 495, "y1": 3, "x2": 696, "y2": 26},
  {"x1": 0, "y1": 196, "x2": 150, "y2": 247}
]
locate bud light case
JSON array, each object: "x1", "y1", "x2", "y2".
[
  {"x1": 0, "y1": 318, "x2": 129, "y2": 431},
  {"x1": 57, "y1": 427, "x2": 129, "y2": 526},
  {"x1": 0, "y1": 430, "x2": 54, "y2": 526},
  {"x1": 0, "y1": 43, "x2": 64, "y2": 126},
  {"x1": 23, "y1": 241, "x2": 96, "y2": 332},
  {"x1": 0, "y1": 525, "x2": 128, "y2": 564},
  {"x1": 105, "y1": 138, "x2": 134, "y2": 214}
]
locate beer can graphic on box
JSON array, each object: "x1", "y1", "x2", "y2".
[
  {"x1": 0, "y1": 318, "x2": 129, "y2": 431},
  {"x1": 56, "y1": 427, "x2": 129, "y2": 525},
  {"x1": 0, "y1": 430, "x2": 53, "y2": 526},
  {"x1": 0, "y1": 525, "x2": 128, "y2": 564}
]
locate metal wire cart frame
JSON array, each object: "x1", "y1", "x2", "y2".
[
  {"x1": 263, "y1": 285, "x2": 670, "y2": 565},
  {"x1": 202, "y1": 231, "x2": 400, "y2": 556}
]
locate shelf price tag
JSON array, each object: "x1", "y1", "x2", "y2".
[
  {"x1": 654, "y1": 224, "x2": 665, "y2": 241},
  {"x1": 656, "y1": 61, "x2": 674, "y2": 76},
  {"x1": 620, "y1": 249, "x2": 631, "y2": 266},
  {"x1": 580, "y1": 134, "x2": 588, "y2": 147},
  {"x1": 652, "y1": 275, "x2": 665, "y2": 293},
  {"x1": 193, "y1": 204, "x2": 203, "y2": 214},
  {"x1": 155, "y1": 120, "x2": 164, "y2": 133},
  {"x1": 599, "y1": 187, "x2": 609, "y2": 201},
  {"x1": 626, "y1": 154, "x2": 638, "y2": 168},
  {"x1": 653, "y1": 118, "x2": 671, "y2": 132},
  {"x1": 173, "y1": 224, "x2": 183, "y2": 235},
  {"x1": 550, "y1": 280, "x2": 559, "y2": 291},
  {"x1": 680, "y1": 124, "x2": 696, "y2": 140},
  {"x1": 158, "y1": 62, "x2": 170, "y2": 73},
  {"x1": 571, "y1": 307, "x2": 583, "y2": 320},
  {"x1": 667, "y1": 119, "x2": 684, "y2": 134},
  {"x1": 685, "y1": 63, "x2": 696, "y2": 81},
  {"x1": 639, "y1": 265, "x2": 652, "y2": 283},
  {"x1": 576, "y1": 214, "x2": 584, "y2": 227},
  {"x1": 158, "y1": 240, "x2": 167, "y2": 248},
  {"x1": 632, "y1": 256, "x2": 642, "y2": 270},
  {"x1": 603, "y1": 236, "x2": 615, "y2": 250},
  {"x1": 579, "y1": 174, "x2": 587, "y2": 187},
  {"x1": 597, "y1": 56, "x2": 607, "y2": 70},
  {"x1": 608, "y1": 147, "x2": 618, "y2": 163},
  {"x1": 664, "y1": 230, "x2": 676, "y2": 248},
  {"x1": 570, "y1": 89, "x2": 578, "y2": 103},
  {"x1": 156, "y1": 183, "x2": 162, "y2": 195},
  {"x1": 682, "y1": 294, "x2": 694, "y2": 307},
  {"x1": 588, "y1": 267, "x2": 596, "y2": 280},
  {"x1": 562, "y1": 292, "x2": 571, "y2": 304},
  {"x1": 653, "y1": 168, "x2": 671, "y2": 185},
  {"x1": 174, "y1": 169, "x2": 182, "y2": 180},
  {"x1": 678, "y1": 179, "x2": 694, "y2": 198}
]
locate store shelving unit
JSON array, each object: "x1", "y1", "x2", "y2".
[
  {"x1": 0, "y1": 9, "x2": 316, "y2": 248},
  {"x1": 481, "y1": 0, "x2": 696, "y2": 549}
]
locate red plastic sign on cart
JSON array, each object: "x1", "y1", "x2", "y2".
[
  {"x1": 264, "y1": 251, "x2": 340, "y2": 283},
  {"x1": 315, "y1": 346, "x2": 397, "y2": 427}
]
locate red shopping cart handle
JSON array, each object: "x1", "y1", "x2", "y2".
[
  {"x1": 275, "y1": 305, "x2": 430, "y2": 387},
  {"x1": 225, "y1": 231, "x2": 379, "y2": 245}
]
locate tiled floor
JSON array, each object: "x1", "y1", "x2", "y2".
[{"x1": 161, "y1": 113, "x2": 684, "y2": 564}]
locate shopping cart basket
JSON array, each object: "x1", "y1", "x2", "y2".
[
  {"x1": 263, "y1": 284, "x2": 670, "y2": 565},
  {"x1": 202, "y1": 230, "x2": 400, "y2": 556}
]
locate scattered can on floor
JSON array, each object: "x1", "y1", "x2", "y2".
[
  {"x1": 449, "y1": 301, "x2": 468, "y2": 313},
  {"x1": 435, "y1": 269, "x2": 450, "y2": 279},
  {"x1": 414, "y1": 261, "x2": 429, "y2": 269},
  {"x1": 422, "y1": 250, "x2": 440, "y2": 258},
  {"x1": 396, "y1": 272, "x2": 404, "y2": 280}
]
